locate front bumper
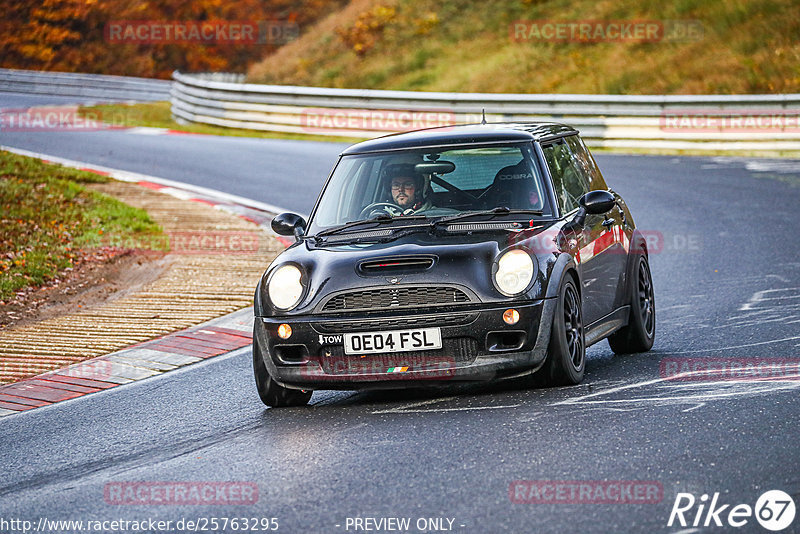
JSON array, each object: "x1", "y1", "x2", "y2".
[{"x1": 254, "y1": 299, "x2": 556, "y2": 390}]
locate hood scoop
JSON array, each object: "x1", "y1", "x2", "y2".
[{"x1": 358, "y1": 256, "x2": 435, "y2": 275}]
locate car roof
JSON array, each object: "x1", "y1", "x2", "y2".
[{"x1": 341, "y1": 122, "x2": 578, "y2": 155}]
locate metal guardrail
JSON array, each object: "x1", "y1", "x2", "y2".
[
  {"x1": 0, "y1": 68, "x2": 171, "y2": 102},
  {"x1": 172, "y1": 71, "x2": 800, "y2": 152}
]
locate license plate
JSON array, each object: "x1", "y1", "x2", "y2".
[{"x1": 343, "y1": 328, "x2": 442, "y2": 355}]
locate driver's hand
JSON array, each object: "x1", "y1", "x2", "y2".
[
  {"x1": 367, "y1": 209, "x2": 390, "y2": 219},
  {"x1": 367, "y1": 207, "x2": 395, "y2": 219},
  {"x1": 379, "y1": 205, "x2": 402, "y2": 217}
]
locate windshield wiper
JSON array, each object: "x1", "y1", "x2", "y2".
[
  {"x1": 312, "y1": 207, "x2": 543, "y2": 240},
  {"x1": 433, "y1": 206, "x2": 544, "y2": 226},
  {"x1": 313, "y1": 214, "x2": 428, "y2": 238}
]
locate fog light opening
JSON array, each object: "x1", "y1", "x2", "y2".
[
  {"x1": 277, "y1": 323, "x2": 292, "y2": 339},
  {"x1": 503, "y1": 309, "x2": 520, "y2": 325}
]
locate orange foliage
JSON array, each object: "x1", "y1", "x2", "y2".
[
  {"x1": 335, "y1": 4, "x2": 396, "y2": 57},
  {"x1": 0, "y1": 0, "x2": 345, "y2": 78}
]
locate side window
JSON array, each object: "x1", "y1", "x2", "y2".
[
  {"x1": 541, "y1": 138, "x2": 589, "y2": 214},
  {"x1": 564, "y1": 135, "x2": 608, "y2": 191}
]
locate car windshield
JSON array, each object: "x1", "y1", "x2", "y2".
[{"x1": 308, "y1": 143, "x2": 553, "y2": 234}]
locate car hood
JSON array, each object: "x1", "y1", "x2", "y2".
[{"x1": 259, "y1": 222, "x2": 567, "y2": 316}]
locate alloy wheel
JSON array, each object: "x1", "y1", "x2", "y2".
[
  {"x1": 638, "y1": 260, "x2": 655, "y2": 337},
  {"x1": 563, "y1": 284, "x2": 584, "y2": 370}
]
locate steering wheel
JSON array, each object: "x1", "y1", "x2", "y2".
[{"x1": 359, "y1": 202, "x2": 402, "y2": 219}]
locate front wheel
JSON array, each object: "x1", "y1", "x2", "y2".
[
  {"x1": 608, "y1": 254, "x2": 656, "y2": 354},
  {"x1": 253, "y1": 329, "x2": 312, "y2": 407},
  {"x1": 537, "y1": 277, "x2": 585, "y2": 386}
]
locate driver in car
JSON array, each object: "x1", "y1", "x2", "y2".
[{"x1": 383, "y1": 163, "x2": 432, "y2": 216}]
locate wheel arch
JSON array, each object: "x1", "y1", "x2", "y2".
[
  {"x1": 254, "y1": 275, "x2": 267, "y2": 317},
  {"x1": 544, "y1": 252, "x2": 581, "y2": 299},
  {"x1": 620, "y1": 229, "x2": 650, "y2": 305}
]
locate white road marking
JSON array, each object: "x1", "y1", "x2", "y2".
[
  {"x1": 727, "y1": 307, "x2": 800, "y2": 321},
  {"x1": 711, "y1": 316, "x2": 800, "y2": 330},
  {"x1": 559, "y1": 383, "x2": 800, "y2": 406},
  {"x1": 766, "y1": 274, "x2": 791, "y2": 283},
  {"x1": 669, "y1": 335, "x2": 800, "y2": 354},
  {"x1": 745, "y1": 160, "x2": 800, "y2": 174},
  {"x1": 555, "y1": 365, "x2": 800, "y2": 407},
  {"x1": 681, "y1": 403, "x2": 706, "y2": 412},
  {"x1": 579, "y1": 406, "x2": 647, "y2": 413},
  {"x1": 391, "y1": 404, "x2": 521, "y2": 413},
  {"x1": 371, "y1": 395, "x2": 521, "y2": 414},
  {"x1": 740, "y1": 287, "x2": 800, "y2": 311},
  {"x1": 516, "y1": 411, "x2": 546, "y2": 422},
  {"x1": 553, "y1": 377, "x2": 668, "y2": 406},
  {"x1": 371, "y1": 396, "x2": 460, "y2": 414},
  {"x1": 125, "y1": 126, "x2": 170, "y2": 135}
]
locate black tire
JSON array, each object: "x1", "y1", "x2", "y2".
[
  {"x1": 608, "y1": 254, "x2": 656, "y2": 354},
  {"x1": 537, "y1": 277, "x2": 585, "y2": 386},
  {"x1": 252, "y1": 329, "x2": 312, "y2": 408}
]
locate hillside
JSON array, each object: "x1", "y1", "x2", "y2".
[
  {"x1": 0, "y1": 0, "x2": 345, "y2": 79},
  {"x1": 248, "y1": 0, "x2": 800, "y2": 94}
]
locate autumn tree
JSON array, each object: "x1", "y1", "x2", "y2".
[{"x1": 0, "y1": 0, "x2": 345, "y2": 78}]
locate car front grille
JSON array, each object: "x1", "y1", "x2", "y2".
[
  {"x1": 318, "y1": 337, "x2": 478, "y2": 374},
  {"x1": 313, "y1": 312, "x2": 478, "y2": 333},
  {"x1": 321, "y1": 286, "x2": 471, "y2": 313}
]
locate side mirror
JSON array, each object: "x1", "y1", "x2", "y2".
[
  {"x1": 271, "y1": 212, "x2": 307, "y2": 238},
  {"x1": 571, "y1": 190, "x2": 615, "y2": 227},
  {"x1": 579, "y1": 190, "x2": 616, "y2": 215}
]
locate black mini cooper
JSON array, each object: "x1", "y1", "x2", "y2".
[{"x1": 253, "y1": 122, "x2": 655, "y2": 407}]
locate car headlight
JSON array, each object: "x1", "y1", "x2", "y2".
[
  {"x1": 267, "y1": 264, "x2": 304, "y2": 310},
  {"x1": 495, "y1": 249, "x2": 534, "y2": 296}
]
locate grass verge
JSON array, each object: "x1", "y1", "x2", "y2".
[
  {"x1": 0, "y1": 151, "x2": 163, "y2": 301},
  {"x1": 78, "y1": 102, "x2": 367, "y2": 144}
]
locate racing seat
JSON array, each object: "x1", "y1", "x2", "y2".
[{"x1": 482, "y1": 160, "x2": 540, "y2": 210}]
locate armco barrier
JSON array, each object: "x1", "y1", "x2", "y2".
[
  {"x1": 0, "y1": 68, "x2": 170, "y2": 102},
  {"x1": 171, "y1": 71, "x2": 800, "y2": 152}
]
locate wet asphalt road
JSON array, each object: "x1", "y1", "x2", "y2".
[{"x1": 1, "y1": 93, "x2": 799, "y2": 533}]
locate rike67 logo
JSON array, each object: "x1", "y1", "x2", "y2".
[{"x1": 668, "y1": 490, "x2": 796, "y2": 531}]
